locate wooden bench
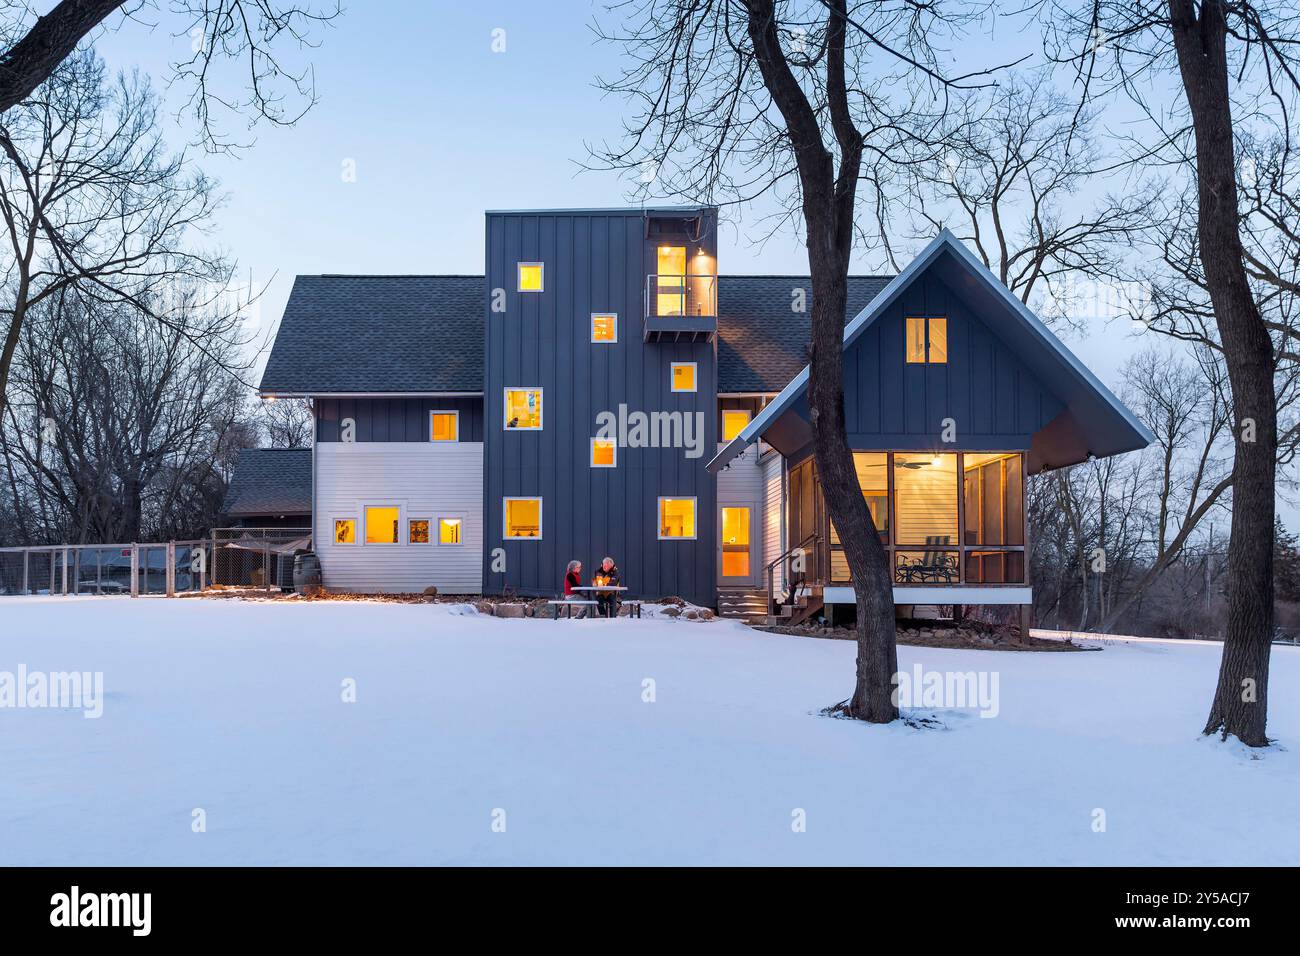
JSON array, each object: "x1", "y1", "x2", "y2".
[
  {"x1": 623, "y1": 600, "x2": 643, "y2": 619},
  {"x1": 547, "y1": 599, "x2": 597, "y2": 620}
]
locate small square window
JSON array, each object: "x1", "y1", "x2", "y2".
[
  {"x1": 591, "y1": 313, "x2": 617, "y2": 343},
  {"x1": 365, "y1": 506, "x2": 400, "y2": 544},
  {"x1": 409, "y1": 519, "x2": 431, "y2": 544},
  {"x1": 334, "y1": 519, "x2": 356, "y2": 544},
  {"x1": 439, "y1": 518, "x2": 463, "y2": 545},
  {"x1": 658, "y1": 497, "x2": 697, "y2": 539},
  {"x1": 518, "y1": 262, "x2": 544, "y2": 292},
  {"x1": 430, "y1": 411, "x2": 458, "y2": 442},
  {"x1": 504, "y1": 498, "x2": 542, "y2": 540},
  {"x1": 670, "y1": 362, "x2": 697, "y2": 393},
  {"x1": 504, "y1": 388, "x2": 543, "y2": 430},
  {"x1": 722, "y1": 409, "x2": 751, "y2": 442},
  {"x1": 591, "y1": 437, "x2": 617, "y2": 468}
]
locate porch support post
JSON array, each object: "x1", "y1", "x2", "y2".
[
  {"x1": 166, "y1": 542, "x2": 176, "y2": 597},
  {"x1": 21, "y1": 549, "x2": 28, "y2": 595}
]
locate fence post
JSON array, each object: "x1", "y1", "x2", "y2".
[
  {"x1": 72, "y1": 549, "x2": 81, "y2": 595},
  {"x1": 21, "y1": 549, "x2": 28, "y2": 595},
  {"x1": 166, "y1": 542, "x2": 176, "y2": 597},
  {"x1": 130, "y1": 544, "x2": 139, "y2": 598},
  {"x1": 96, "y1": 549, "x2": 102, "y2": 595},
  {"x1": 212, "y1": 530, "x2": 219, "y2": 587},
  {"x1": 48, "y1": 551, "x2": 55, "y2": 595},
  {"x1": 264, "y1": 543, "x2": 271, "y2": 594},
  {"x1": 199, "y1": 542, "x2": 206, "y2": 591}
]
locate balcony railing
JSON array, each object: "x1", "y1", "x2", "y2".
[{"x1": 645, "y1": 274, "x2": 717, "y2": 318}]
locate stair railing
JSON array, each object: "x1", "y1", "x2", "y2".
[{"x1": 765, "y1": 532, "x2": 820, "y2": 617}]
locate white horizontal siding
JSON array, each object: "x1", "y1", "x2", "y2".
[
  {"x1": 762, "y1": 450, "x2": 785, "y2": 593},
  {"x1": 315, "y1": 442, "x2": 484, "y2": 594},
  {"x1": 716, "y1": 444, "x2": 764, "y2": 586}
]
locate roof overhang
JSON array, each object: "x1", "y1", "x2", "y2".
[{"x1": 707, "y1": 230, "x2": 1155, "y2": 474}]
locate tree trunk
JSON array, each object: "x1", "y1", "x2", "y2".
[
  {"x1": 0, "y1": 0, "x2": 124, "y2": 113},
  {"x1": 1169, "y1": 0, "x2": 1275, "y2": 746}
]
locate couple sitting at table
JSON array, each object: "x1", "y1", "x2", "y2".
[{"x1": 563, "y1": 556, "x2": 622, "y2": 618}]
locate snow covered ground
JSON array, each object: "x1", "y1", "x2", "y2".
[{"x1": 1, "y1": 595, "x2": 1297, "y2": 866}]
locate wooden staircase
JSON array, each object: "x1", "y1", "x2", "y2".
[
  {"x1": 716, "y1": 587, "x2": 769, "y2": 625},
  {"x1": 768, "y1": 585, "x2": 824, "y2": 627}
]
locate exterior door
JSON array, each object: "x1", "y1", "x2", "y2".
[{"x1": 718, "y1": 506, "x2": 758, "y2": 586}]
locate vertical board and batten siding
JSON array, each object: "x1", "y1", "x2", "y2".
[
  {"x1": 483, "y1": 210, "x2": 718, "y2": 607},
  {"x1": 762, "y1": 449, "x2": 786, "y2": 593},
  {"x1": 315, "y1": 396, "x2": 484, "y2": 442},
  {"x1": 314, "y1": 442, "x2": 484, "y2": 593},
  {"x1": 715, "y1": 444, "x2": 764, "y2": 587},
  {"x1": 842, "y1": 272, "x2": 1063, "y2": 449}
]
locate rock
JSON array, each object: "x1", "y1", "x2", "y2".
[
  {"x1": 496, "y1": 603, "x2": 526, "y2": 618},
  {"x1": 473, "y1": 601, "x2": 494, "y2": 616},
  {"x1": 684, "y1": 608, "x2": 699, "y2": 620},
  {"x1": 698, "y1": 608, "x2": 714, "y2": 621},
  {"x1": 525, "y1": 598, "x2": 550, "y2": 618},
  {"x1": 659, "y1": 595, "x2": 687, "y2": 607},
  {"x1": 422, "y1": 586, "x2": 439, "y2": 599},
  {"x1": 662, "y1": 606, "x2": 682, "y2": 618}
]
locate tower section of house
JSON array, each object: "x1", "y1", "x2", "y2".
[{"x1": 482, "y1": 208, "x2": 719, "y2": 607}]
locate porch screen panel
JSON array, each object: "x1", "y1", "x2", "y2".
[
  {"x1": 893, "y1": 453, "x2": 958, "y2": 546},
  {"x1": 963, "y1": 453, "x2": 1024, "y2": 546}
]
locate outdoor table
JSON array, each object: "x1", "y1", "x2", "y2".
[{"x1": 570, "y1": 585, "x2": 628, "y2": 618}]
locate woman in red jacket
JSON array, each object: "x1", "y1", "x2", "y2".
[{"x1": 563, "y1": 560, "x2": 588, "y2": 618}]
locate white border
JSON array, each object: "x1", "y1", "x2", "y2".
[
  {"x1": 657, "y1": 496, "x2": 698, "y2": 540},
  {"x1": 591, "y1": 437, "x2": 617, "y2": 468},
  {"x1": 503, "y1": 497, "x2": 543, "y2": 541},
  {"x1": 721, "y1": 408, "x2": 752, "y2": 442},
  {"x1": 437, "y1": 516, "x2": 465, "y2": 546},
  {"x1": 332, "y1": 516, "x2": 357, "y2": 545},
  {"x1": 408, "y1": 516, "x2": 433, "y2": 545},
  {"x1": 362, "y1": 503, "x2": 402, "y2": 546},
  {"x1": 503, "y1": 387, "x2": 543, "y2": 431},
  {"x1": 428, "y1": 410, "x2": 459, "y2": 442},
  {"x1": 517, "y1": 262, "x2": 544, "y2": 292},
  {"x1": 670, "y1": 362, "x2": 698, "y2": 393},
  {"x1": 591, "y1": 312, "x2": 618, "y2": 344}
]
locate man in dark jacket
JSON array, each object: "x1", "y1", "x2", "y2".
[{"x1": 593, "y1": 556, "x2": 621, "y2": 618}]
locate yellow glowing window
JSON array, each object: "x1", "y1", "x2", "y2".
[
  {"x1": 591, "y1": 313, "x2": 617, "y2": 343},
  {"x1": 906, "y1": 316, "x2": 948, "y2": 364},
  {"x1": 439, "y1": 518, "x2": 462, "y2": 545},
  {"x1": 504, "y1": 388, "x2": 542, "y2": 430},
  {"x1": 591, "y1": 437, "x2": 617, "y2": 467},
  {"x1": 409, "y1": 519, "x2": 431, "y2": 544},
  {"x1": 430, "y1": 411, "x2": 458, "y2": 442},
  {"x1": 671, "y1": 363, "x2": 697, "y2": 393},
  {"x1": 720, "y1": 506, "x2": 751, "y2": 577},
  {"x1": 518, "y1": 262, "x2": 543, "y2": 292},
  {"x1": 504, "y1": 498, "x2": 542, "y2": 539},
  {"x1": 657, "y1": 245, "x2": 687, "y2": 315},
  {"x1": 722, "y1": 409, "x2": 751, "y2": 442},
  {"x1": 365, "y1": 506, "x2": 400, "y2": 544},
  {"x1": 659, "y1": 497, "x2": 696, "y2": 539},
  {"x1": 334, "y1": 519, "x2": 355, "y2": 544}
]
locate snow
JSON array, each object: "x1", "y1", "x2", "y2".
[{"x1": 1, "y1": 595, "x2": 1297, "y2": 866}]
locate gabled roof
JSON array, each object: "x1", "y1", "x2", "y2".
[
  {"x1": 708, "y1": 230, "x2": 1155, "y2": 473},
  {"x1": 259, "y1": 275, "x2": 484, "y2": 395},
  {"x1": 717, "y1": 275, "x2": 893, "y2": 392},
  {"x1": 221, "y1": 448, "x2": 312, "y2": 517}
]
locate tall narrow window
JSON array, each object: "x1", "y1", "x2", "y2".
[
  {"x1": 504, "y1": 388, "x2": 542, "y2": 430},
  {"x1": 430, "y1": 411, "x2": 458, "y2": 442},
  {"x1": 893, "y1": 453, "x2": 958, "y2": 545},
  {"x1": 591, "y1": 437, "x2": 617, "y2": 467},
  {"x1": 670, "y1": 362, "x2": 697, "y2": 393},
  {"x1": 439, "y1": 518, "x2": 463, "y2": 545},
  {"x1": 504, "y1": 498, "x2": 542, "y2": 539},
  {"x1": 721, "y1": 409, "x2": 751, "y2": 442},
  {"x1": 906, "y1": 317, "x2": 948, "y2": 364},
  {"x1": 334, "y1": 519, "x2": 356, "y2": 544},
  {"x1": 517, "y1": 262, "x2": 543, "y2": 292},
  {"x1": 591, "y1": 313, "x2": 617, "y2": 343},
  {"x1": 365, "y1": 506, "x2": 400, "y2": 544},
  {"x1": 658, "y1": 497, "x2": 697, "y2": 539},
  {"x1": 656, "y1": 245, "x2": 687, "y2": 315}
]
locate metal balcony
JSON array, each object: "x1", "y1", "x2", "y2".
[{"x1": 644, "y1": 274, "x2": 717, "y2": 343}]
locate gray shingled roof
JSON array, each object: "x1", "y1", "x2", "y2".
[
  {"x1": 259, "y1": 275, "x2": 484, "y2": 394},
  {"x1": 258, "y1": 273, "x2": 894, "y2": 396},
  {"x1": 717, "y1": 275, "x2": 894, "y2": 393},
  {"x1": 221, "y1": 448, "x2": 313, "y2": 517}
]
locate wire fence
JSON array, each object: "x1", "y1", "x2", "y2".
[{"x1": 210, "y1": 527, "x2": 312, "y2": 590}]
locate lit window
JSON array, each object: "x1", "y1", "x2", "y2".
[
  {"x1": 409, "y1": 519, "x2": 431, "y2": 544},
  {"x1": 591, "y1": 437, "x2": 617, "y2": 468},
  {"x1": 504, "y1": 498, "x2": 542, "y2": 539},
  {"x1": 430, "y1": 411, "x2": 458, "y2": 442},
  {"x1": 721, "y1": 506, "x2": 751, "y2": 577},
  {"x1": 670, "y1": 363, "x2": 697, "y2": 393},
  {"x1": 722, "y1": 409, "x2": 751, "y2": 441},
  {"x1": 439, "y1": 518, "x2": 463, "y2": 545},
  {"x1": 658, "y1": 497, "x2": 697, "y2": 539},
  {"x1": 365, "y1": 506, "x2": 400, "y2": 544},
  {"x1": 591, "y1": 313, "x2": 617, "y2": 343},
  {"x1": 656, "y1": 246, "x2": 687, "y2": 316},
  {"x1": 518, "y1": 262, "x2": 543, "y2": 292},
  {"x1": 906, "y1": 317, "x2": 947, "y2": 364},
  {"x1": 504, "y1": 388, "x2": 542, "y2": 430},
  {"x1": 334, "y1": 519, "x2": 355, "y2": 544},
  {"x1": 893, "y1": 453, "x2": 957, "y2": 545}
]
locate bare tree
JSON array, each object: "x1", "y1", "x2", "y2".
[
  {"x1": 0, "y1": 0, "x2": 340, "y2": 150},
  {"x1": 1044, "y1": 0, "x2": 1300, "y2": 745},
  {"x1": 595, "y1": 0, "x2": 1014, "y2": 721},
  {"x1": 254, "y1": 395, "x2": 311, "y2": 448}
]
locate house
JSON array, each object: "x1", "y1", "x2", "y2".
[
  {"x1": 220, "y1": 447, "x2": 313, "y2": 528},
  {"x1": 256, "y1": 207, "x2": 1152, "y2": 618}
]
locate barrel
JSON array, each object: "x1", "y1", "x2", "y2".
[{"x1": 293, "y1": 551, "x2": 322, "y2": 595}]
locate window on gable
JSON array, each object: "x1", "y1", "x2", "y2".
[
  {"x1": 504, "y1": 388, "x2": 542, "y2": 430},
  {"x1": 670, "y1": 362, "x2": 697, "y2": 393},
  {"x1": 591, "y1": 437, "x2": 617, "y2": 468},
  {"x1": 518, "y1": 262, "x2": 543, "y2": 292},
  {"x1": 430, "y1": 411, "x2": 458, "y2": 442},
  {"x1": 722, "y1": 409, "x2": 751, "y2": 442},
  {"x1": 906, "y1": 316, "x2": 948, "y2": 364},
  {"x1": 591, "y1": 313, "x2": 617, "y2": 343}
]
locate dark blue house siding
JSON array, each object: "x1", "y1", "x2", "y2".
[
  {"x1": 482, "y1": 209, "x2": 719, "y2": 606},
  {"x1": 315, "y1": 396, "x2": 485, "y2": 442},
  {"x1": 842, "y1": 273, "x2": 1062, "y2": 450}
]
